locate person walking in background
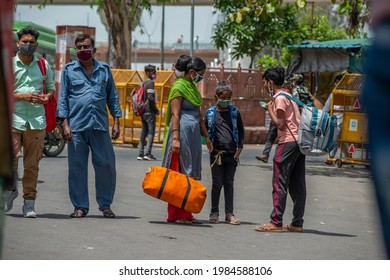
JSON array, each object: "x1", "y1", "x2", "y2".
[
  {"x1": 362, "y1": 0, "x2": 390, "y2": 258},
  {"x1": 255, "y1": 66, "x2": 306, "y2": 232},
  {"x1": 162, "y1": 55, "x2": 213, "y2": 224},
  {"x1": 255, "y1": 71, "x2": 278, "y2": 163},
  {"x1": 289, "y1": 73, "x2": 314, "y2": 108},
  {"x1": 57, "y1": 33, "x2": 122, "y2": 218},
  {"x1": 137, "y1": 64, "x2": 159, "y2": 161},
  {"x1": 6, "y1": 27, "x2": 56, "y2": 217},
  {"x1": 205, "y1": 82, "x2": 244, "y2": 225},
  {"x1": 255, "y1": 121, "x2": 277, "y2": 163},
  {"x1": 322, "y1": 73, "x2": 349, "y2": 165}
]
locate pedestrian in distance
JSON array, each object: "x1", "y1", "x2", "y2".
[
  {"x1": 57, "y1": 33, "x2": 122, "y2": 218},
  {"x1": 289, "y1": 73, "x2": 314, "y2": 108},
  {"x1": 6, "y1": 27, "x2": 56, "y2": 217},
  {"x1": 322, "y1": 73, "x2": 350, "y2": 165},
  {"x1": 255, "y1": 72, "x2": 278, "y2": 163},
  {"x1": 255, "y1": 66, "x2": 306, "y2": 233},
  {"x1": 255, "y1": 121, "x2": 277, "y2": 164},
  {"x1": 162, "y1": 55, "x2": 213, "y2": 224},
  {"x1": 137, "y1": 64, "x2": 160, "y2": 161},
  {"x1": 205, "y1": 82, "x2": 245, "y2": 225}
]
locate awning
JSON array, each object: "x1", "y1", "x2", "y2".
[{"x1": 287, "y1": 38, "x2": 372, "y2": 75}]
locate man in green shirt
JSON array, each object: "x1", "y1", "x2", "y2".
[{"x1": 5, "y1": 27, "x2": 55, "y2": 218}]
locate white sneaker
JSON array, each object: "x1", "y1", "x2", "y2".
[
  {"x1": 22, "y1": 200, "x2": 37, "y2": 218},
  {"x1": 5, "y1": 190, "x2": 19, "y2": 212}
]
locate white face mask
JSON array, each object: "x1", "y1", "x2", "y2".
[
  {"x1": 268, "y1": 82, "x2": 274, "y2": 97},
  {"x1": 174, "y1": 69, "x2": 184, "y2": 78}
]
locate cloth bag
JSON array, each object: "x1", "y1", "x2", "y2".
[
  {"x1": 37, "y1": 58, "x2": 57, "y2": 132},
  {"x1": 142, "y1": 154, "x2": 207, "y2": 214}
]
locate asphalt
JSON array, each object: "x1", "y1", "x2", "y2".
[{"x1": 1, "y1": 144, "x2": 386, "y2": 260}]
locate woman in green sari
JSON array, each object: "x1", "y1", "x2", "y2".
[{"x1": 162, "y1": 55, "x2": 213, "y2": 224}]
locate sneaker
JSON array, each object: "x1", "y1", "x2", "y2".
[
  {"x1": 137, "y1": 154, "x2": 144, "y2": 160},
  {"x1": 5, "y1": 189, "x2": 19, "y2": 213},
  {"x1": 22, "y1": 200, "x2": 37, "y2": 218},
  {"x1": 255, "y1": 155, "x2": 268, "y2": 163},
  {"x1": 225, "y1": 214, "x2": 240, "y2": 225},
  {"x1": 143, "y1": 154, "x2": 157, "y2": 161}
]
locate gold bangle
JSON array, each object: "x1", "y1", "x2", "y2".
[{"x1": 171, "y1": 128, "x2": 179, "y2": 132}]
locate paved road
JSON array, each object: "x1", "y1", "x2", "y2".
[{"x1": 2, "y1": 144, "x2": 386, "y2": 260}]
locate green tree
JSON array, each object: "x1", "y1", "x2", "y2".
[
  {"x1": 226, "y1": 0, "x2": 369, "y2": 37},
  {"x1": 212, "y1": 0, "x2": 303, "y2": 68}
]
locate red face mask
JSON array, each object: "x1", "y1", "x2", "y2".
[{"x1": 76, "y1": 49, "x2": 93, "y2": 62}]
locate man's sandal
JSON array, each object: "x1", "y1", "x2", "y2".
[
  {"x1": 254, "y1": 223, "x2": 286, "y2": 232},
  {"x1": 99, "y1": 207, "x2": 116, "y2": 218},
  {"x1": 70, "y1": 208, "x2": 86, "y2": 218}
]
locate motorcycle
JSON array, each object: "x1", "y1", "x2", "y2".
[{"x1": 43, "y1": 121, "x2": 66, "y2": 157}]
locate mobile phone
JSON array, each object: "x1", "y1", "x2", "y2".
[{"x1": 259, "y1": 101, "x2": 268, "y2": 110}]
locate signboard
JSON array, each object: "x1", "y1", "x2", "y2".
[{"x1": 349, "y1": 119, "x2": 358, "y2": 132}]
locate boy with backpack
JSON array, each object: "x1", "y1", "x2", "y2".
[
  {"x1": 204, "y1": 82, "x2": 245, "y2": 225},
  {"x1": 137, "y1": 64, "x2": 159, "y2": 160}
]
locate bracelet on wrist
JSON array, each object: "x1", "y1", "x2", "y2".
[{"x1": 171, "y1": 128, "x2": 179, "y2": 132}]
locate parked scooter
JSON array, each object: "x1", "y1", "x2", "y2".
[{"x1": 43, "y1": 121, "x2": 66, "y2": 157}]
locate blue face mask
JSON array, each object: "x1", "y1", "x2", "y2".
[
  {"x1": 151, "y1": 73, "x2": 157, "y2": 80},
  {"x1": 191, "y1": 70, "x2": 204, "y2": 83},
  {"x1": 217, "y1": 98, "x2": 232, "y2": 108}
]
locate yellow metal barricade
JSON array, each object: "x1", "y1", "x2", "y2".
[
  {"x1": 112, "y1": 69, "x2": 175, "y2": 147},
  {"x1": 328, "y1": 74, "x2": 369, "y2": 168}
]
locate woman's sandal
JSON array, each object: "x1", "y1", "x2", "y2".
[
  {"x1": 174, "y1": 218, "x2": 192, "y2": 224},
  {"x1": 209, "y1": 214, "x2": 219, "y2": 224},
  {"x1": 254, "y1": 223, "x2": 286, "y2": 232},
  {"x1": 191, "y1": 218, "x2": 202, "y2": 224},
  {"x1": 99, "y1": 207, "x2": 116, "y2": 218},
  {"x1": 283, "y1": 224, "x2": 303, "y2": 232},
  {"x1": 70, "y1": 208, "x2": 86, "y2": 218}
]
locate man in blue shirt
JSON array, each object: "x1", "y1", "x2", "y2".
[{"x1": 57, "y1": 33, "x2": 122, "y2": 218}]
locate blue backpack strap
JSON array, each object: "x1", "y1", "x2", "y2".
[{"x1": 278, "y1": 92, "x2": 306, "y2": 107}]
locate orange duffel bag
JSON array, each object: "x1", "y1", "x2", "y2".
[{"x1": 142, "y1": 166, "x2": 207, "y2": 214}]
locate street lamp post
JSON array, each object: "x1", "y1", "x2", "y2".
[
  {"x1": 160, "y1": 1, "x2": 165, "y2": 70},
  {"x1": 190, "y1": 0, "x2": 194, "y2": 56}
]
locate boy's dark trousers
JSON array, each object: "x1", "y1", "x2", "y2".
[{"x1": 210, "y1": 151, "x2": 238, "y2": 216}]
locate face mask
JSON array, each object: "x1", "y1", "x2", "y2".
[
  {"x1": 217, "y1": 98, "x2": 232, "y2": 108},
  {"x1": 18, "y1": 43, "x2": 37, "y2": 56},
  {"x1": 268, "y1": 82, "x2": 274, "y2": 97},
  {"x1": 191, "y1": 71, "x2": 204, "y2": 83},
  {"x1": 174, "y1": 69, "x2": 184, "y2": 78},
  {"x1": 77, "y1": 49, "x2": 93, "y2": 62},
  {"x1": 151, "y1": 74, "x2": 157, "y2": 80}
]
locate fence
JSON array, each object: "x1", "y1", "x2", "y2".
[{"x1": 111, "y1": 65, "x2": 268, "y2": 145}]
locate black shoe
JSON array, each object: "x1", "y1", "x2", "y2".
[
  {"x1": 137, "y1": 154, "x2": 144, "y2": 160},
  {"x1": 255, "y1": 155, "x2": 268, "y2": 163},
  {"x1": 143, "y1": 154, "x2": 157, "y2": 160}
]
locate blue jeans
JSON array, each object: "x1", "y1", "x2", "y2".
[
  {"x1": 67, "y1": 130, "x2": 116, "y2": 214},
  {"x1": 139, "y1": 112, "x2": 156, "y2": 156}
]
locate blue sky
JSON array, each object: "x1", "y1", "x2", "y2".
[{"x1": 14, "y1": 4, "x2": 219, "y2": 44}]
